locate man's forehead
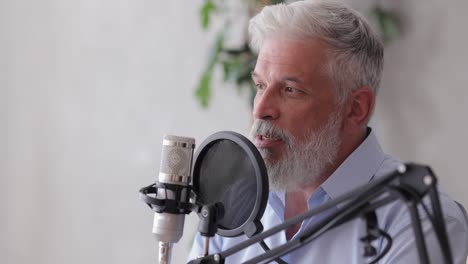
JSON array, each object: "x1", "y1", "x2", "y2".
[
  {"x1": 258, "y1": 37, "x2": 329, "y2": 56},
  {"x1": 254, "y1": 51, "x2": 327, "y2": 80}
]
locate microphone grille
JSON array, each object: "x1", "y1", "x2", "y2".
[{"x1": 159, "y1": 135, "x2": 195, "y2": 183}]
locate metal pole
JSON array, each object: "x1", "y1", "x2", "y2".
[{"x1": 407, "y1": 200, "x2": 430, "y2": 264}]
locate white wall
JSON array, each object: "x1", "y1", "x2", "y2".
[
  {"x1": 345, "y1": 0, "x2": 468, "y2": 220},
  {"x1": 2, "y1": 0, "x2": 467, "y2": 264},
  {"x1": 375, "y1": 0, "x2": 468, "y2": 208},
  {"x1": 344, "y1": 0, "x2": 468, "y2": 207},
  {"x1": 2, "y1": 1, "x2": 251, "y2": 263}
]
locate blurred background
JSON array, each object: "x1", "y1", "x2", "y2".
[{"x1": 2, "y1": 0, "x2": 467, "y2": 263}]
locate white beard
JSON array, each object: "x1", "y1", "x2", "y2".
[{"x1": 250, "y1": 111, "x2": 342, "y2": 192}]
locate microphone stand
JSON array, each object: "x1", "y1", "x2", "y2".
[{"x1": 188, "y1": 163, "x2": 454, "y2": 264}]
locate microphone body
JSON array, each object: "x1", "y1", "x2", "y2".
[{"x1": 153, "y1": 135, "x2": 195, "y2": 264}]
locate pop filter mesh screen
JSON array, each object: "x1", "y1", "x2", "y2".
[{"x1": 197, "y1": 139, "x2": 257, "y2": 230}]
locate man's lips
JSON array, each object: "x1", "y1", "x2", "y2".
[{"x1": 255, "y1": 134, "x2": 283, "y2": 148}]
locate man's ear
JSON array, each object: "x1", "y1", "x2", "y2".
[{"x1": 344, "y1": 87, "x2": 376, "y2": 130}]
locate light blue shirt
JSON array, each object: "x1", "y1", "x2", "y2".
[{"x1": 189, "y1": 130, "x2": 468, "y2": 263}]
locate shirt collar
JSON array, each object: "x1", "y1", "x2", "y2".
[{"x1": 320, "y1": 127, "x2": 386, "y2": 201}]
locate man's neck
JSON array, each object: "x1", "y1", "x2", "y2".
[
  {"x1": 283, "y1": 184, "x2": 322, "y2": 240},
  {"x1": 284, "y1": 191, "x2": 308, "y2": 240}
]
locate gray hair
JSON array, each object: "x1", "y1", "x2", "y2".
[{"x1": 249, "y1": 0, "x2": 384, "y2": 104}]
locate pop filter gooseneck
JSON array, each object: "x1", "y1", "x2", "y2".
[{"x1": 192, "y1": 131, "x2": 269, "y2": 238}]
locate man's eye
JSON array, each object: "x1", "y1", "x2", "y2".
[
  {"x1": 255, "y1": 83, "x2": 265, "y2": 90},
  {"x1": 285, "y1": 87, "x2": 300, "y2": 93}
]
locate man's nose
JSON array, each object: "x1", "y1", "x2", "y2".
[{"x1": 253, "y1": 87, "x2": 280, "y2": 120}]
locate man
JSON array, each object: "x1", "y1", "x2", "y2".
[{"x1": 189, "y1": 1, "x2": 468, "y2": 263}]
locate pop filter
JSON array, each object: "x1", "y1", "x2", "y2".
[{"x1": 192, "y1": 131, "x2": 269, "y2": 238}]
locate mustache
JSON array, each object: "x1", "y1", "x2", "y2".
[{"x1": 250, "y1": 119, "x2": 293, "y2": 148}]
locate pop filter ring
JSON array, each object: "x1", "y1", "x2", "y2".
[{"x1": 192, "y1": 131, "x2": 269, "y2": 238}]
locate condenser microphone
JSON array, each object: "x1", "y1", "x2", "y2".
[{"x1": 153, "y1": 135, "x2": 195, "y2": 264}]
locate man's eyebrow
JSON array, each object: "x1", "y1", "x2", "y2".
[
  {"x1": 251, "y1": 72, "x2": 304, "y2": 84},
  {"x1": 283, "y1": 76, "x2": 304, "y2": 84}
]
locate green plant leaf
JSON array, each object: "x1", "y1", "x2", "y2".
[
  {"x1": 222, "y1": 57, "x2": 242, "y2": 81},
  {"x1": 200, "y1": 0, "x2": 216, "y2": 30},
  {"x1": 195, "y1": 34, "x2": 224, "y2": 108},
  {"x1": 381, "y1": 15, "x2": 399, "y2": 43},
  {"x1": 207, "y1": 34, "x2": 224, "y2": 70},
  {"x1": 370, "y1": 6, "x2": 400, "y2": 44},
  {"x1": 195, "y1": 71, "x2": 212, "y2": 108},
  {"x1": 236, "y1": 54, "x2": 257, "y2": 86}
]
